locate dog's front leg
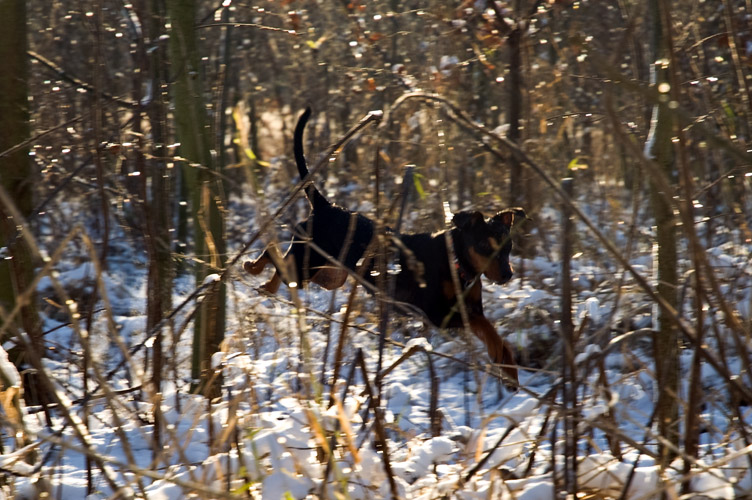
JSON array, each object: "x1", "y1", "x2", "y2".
[{"x1": 468, "y1": 316, "x2": 518, "y2": 388}]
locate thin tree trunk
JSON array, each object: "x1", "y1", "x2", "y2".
[
  {"x1": 131, "y1": 0, "x2": 174, "y2": 452},
  {"x1": 646, "y1": 0, "x2": 679, "y2": 471},
  {"x1": 166, "y1": 0, "x2": 226, "y2": 398},
  {"x1": 0, "y1": 0, "x2": 46, "y2": 412},
  {"x1": 560, "y1": 178, "x2": 578, "y2": 497}
]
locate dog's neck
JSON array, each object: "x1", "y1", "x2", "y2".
[
  {"x1": 450, "y1": 229, "x2": 478, "y2": 283},
  {"x1": 454, "y1": 259, "x2": 474, "y2": 283}
]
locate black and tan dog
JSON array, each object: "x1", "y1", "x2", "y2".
[{"x1": 245, "y1": 108, "x2": 524, "y2": 386}]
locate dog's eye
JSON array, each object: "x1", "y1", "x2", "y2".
[{"x1": 478, "y1": 237, "x2": 500, "y2": 254}]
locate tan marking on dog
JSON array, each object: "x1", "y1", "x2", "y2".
[
  {"x1": 467, "y1": 246, "x2": 503, "y2": 282},
  {"x1": 442, "y1": 280, "x2": 456, "y2": 301}
]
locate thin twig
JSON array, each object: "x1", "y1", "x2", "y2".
[
  {"x1": 28, "y1": 50, "x2": 138, "y2": 108},
  {"x1": 355, "y1": 349, "x2": 401, "y2": 500}
]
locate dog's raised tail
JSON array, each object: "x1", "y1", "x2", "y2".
[
  {"x1": 294, "y1": 107, "x2": 313, "y2": 182},
  {"x1": 293, "y1": 106, "x2": 328, "y2": 206}
]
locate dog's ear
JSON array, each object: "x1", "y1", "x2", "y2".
[
  {"x1": 453, "y1": 211, "x2": 485, "y2": 229},
  {"x1": 496, "y1": 207, "x2": 528, "y2": 227}
]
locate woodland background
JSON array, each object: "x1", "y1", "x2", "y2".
[{"x1": 0, "y1": 0, "x2": 751, "y2": 498}]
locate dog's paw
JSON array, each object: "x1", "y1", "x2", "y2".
[{"x1": 259, "y1": 279, "x2": 281, "y2": 295}]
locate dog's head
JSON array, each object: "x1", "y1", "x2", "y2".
[{"x1": 452, "y1": 208, "x2": 527, "y2": 284}]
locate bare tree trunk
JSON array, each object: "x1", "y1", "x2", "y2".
[
  {"x1": 490, "y1": 0, "x2": 531, "y2": 261},
  {"x1": 131, "y1": 0, "x2": 174, "y2": 452},
  {"x1": 166, "y1": 0, "x2": 226, "y2": 398},
  {"x1": 506, "y1": 19, "x2": 523, "y2": 207},
  {"x1": 0, "y1": 0, "x2": 47, "y2": 412},
  {"x1": 559, "y1": 178, "x2": 579, "y2": 497},
  {"x1": 646, "y1": 0, "x2": 679, "y2": 471}
]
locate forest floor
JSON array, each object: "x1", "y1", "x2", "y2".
[{"x1": 6, "y1": 187, "x2": 752, "y2": 500}]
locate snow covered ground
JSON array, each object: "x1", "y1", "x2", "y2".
[{"x1": 3, "y1": 192, "x2": 751, "y2": 500}]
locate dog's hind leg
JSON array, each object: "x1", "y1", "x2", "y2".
[
  {"x1": 260, "y1": 270, "x2": 283, "y2": 294},
  {"x1": 244, "y1": 244, "x2": 292, "y2": 294},
  {"x1": 244, "y1": 242, "x2": 287, "y2": 275},
  {"x1": 244, "y1": 253, "x2": 271, "y2": 275},
  {"x1": 310, "y1": 266, "x2": 349, "y2": 290}
]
